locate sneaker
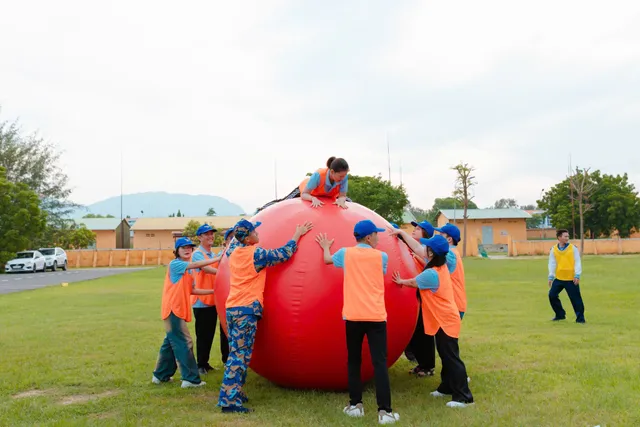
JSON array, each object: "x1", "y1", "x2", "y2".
[
  {"x1": 198, "y1": 367, "x2": 208, "y2": 376},
  {"x1": 151, "y1": 376, "x2": 172, "y2": 384},
  {"x1": 181, "y1": 380, "x2": 206, "y2": 388},
  {"x1": 222, "y1": 406, "x2": 253, "y2": 414},
  {"x1": 467, "y1": 376, "x2": 471, "y2": 383},
  {"x1": 430, "y1": 390, "x2": 448, "y2": 398},
  {"x1": 551, "y1": 317, "x2": 566, "y2": 321},
  {"x1": 446, "y1": 401, "x2": 475, "y2": 408},
  {"x1": 343, "y1": 403, "x2": 364, "y2": 417},
  {"x1": 378, "y1": 410, "x2": 400, "y2": 424}
]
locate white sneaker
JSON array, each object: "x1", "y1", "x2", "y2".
[
  {"x1": 467, "y1": 376, "x2": 471, "y2": 383},
  {"x1": 181, "y1": 380, "x2": 206, "y2": 388},
  {"x1": 343, "y1": 403, "x2": 364, "y2": 417},
  {"x1": 151, "y1": 376, "x2": 172, "y2": 384},
  {"x1": 378, "y1": 410, "x2": 400, "y2": 424},
  {"x1": 446, "y1": 401, "x2": 475, "y2": 408},
  {"x1": 430, "y1": 390, "x2": 448, "y2": 398}
]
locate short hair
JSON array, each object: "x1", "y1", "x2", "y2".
[{"x1": 556, "y1": 229, "x2": 569, "y2": 238}]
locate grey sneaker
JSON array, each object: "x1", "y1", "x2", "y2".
[
  {"x1": 378, "y1": 410, "x2": 400, "y2": 424},
  {"x1": 181, "y1": 380, "x2": 206, "y2": 389},
  {"x1": 343, "y1": 403, "x2": 364, "y2": 417}
]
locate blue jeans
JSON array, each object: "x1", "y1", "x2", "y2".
[
  {"x1": 549, "y1": 279, "x2": 585, "y2": 322},
  {"x1": 153, "y1": 312, "x2": 201, "y2": 384}
]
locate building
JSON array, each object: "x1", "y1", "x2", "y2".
[
  {"x1": 435, "y1": 208, "x2": 531, "y2": 246},
  {"x1": 131, "y1": 216, "x2": 249, "y2": 249},
  {"x1": 74, "y1": 218, "x2": 131, "y2": 249}
]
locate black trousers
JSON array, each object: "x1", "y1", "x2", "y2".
[
  {"x1": 193, "y1": 305, "x2": 230, "y2": 368},
  {"x1": 409, "y1": 309, "x2": 436, "y2": 371},
  {"x1": 346, "y1": 320, "x2": 392, "y2": 412},
  {"x1": 434, "y1": 328, "x2": 473, "y2": 403},
  {"x1": 549, "y1": 279, "x2": 585, "y2": 322}
]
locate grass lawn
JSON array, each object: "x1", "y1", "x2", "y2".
[{"x1": 1, "y1": 256, "x2": 639, "y2": 426}]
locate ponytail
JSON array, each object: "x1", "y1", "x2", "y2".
[
  {"x1": 327, "y1": 157, "x2": 349, "y2": 173},
  {"x1": 326, "y1": 156, "x2": 336, "y2": 168}
]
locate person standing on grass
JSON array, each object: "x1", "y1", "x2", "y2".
[
  {"x1": 316, "y1": 220, "x2": 400, "y2": 425},
  {"x1": 397, "y1": 220, "x2": 438, "y2": 379},
  {"x1": 392, "y1": 235, "x2": 474, "y2": 408},
  {"x1": 152, "y1": 237, "x2": 218, "y2": 389},
  {"x1": 191, "y1": 224, "x2": 228, "y2": 375},
  {"x1": 435, "y1": 223, "x2": 467, "y2": 320},
  {"x1": 548, "y1": 229, "x2": 585, "y2": 323},
  {"x1": 218, "y1": 218, "x2": 313, "y2": 413}
]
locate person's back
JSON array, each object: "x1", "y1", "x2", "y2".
[{"x1": 342, "y1": 246, "x2": 386, "y2": 322}]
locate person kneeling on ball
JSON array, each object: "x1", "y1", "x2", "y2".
[{"x1": 217, "y1": 218, "x2": 313, "y2": 414}]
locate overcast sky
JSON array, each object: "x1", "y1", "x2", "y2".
[{"x1": 2, "y1": 0, "x2": 639, "y2": 214}]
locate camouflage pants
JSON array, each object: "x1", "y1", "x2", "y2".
[{"x1": 217, "y1": 309, "x2": 258, "y2": 407}]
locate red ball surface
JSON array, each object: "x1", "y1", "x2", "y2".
[{"x1": 215, "y1": 199, "x2": 420, "y2": 390}]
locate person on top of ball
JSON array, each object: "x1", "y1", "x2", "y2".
[
  {"x1": 316, "y1": 219, "x2": 400, "y2": 425},
  {"x1": 218, "y1": 218, "x2": 313, "y2": 414},
  {"x1": 391, "y1": 235, "x2": 474, "y2": 408},
  {"x1": 151, "y1": 237, "x2": 218, "y2": 389}
]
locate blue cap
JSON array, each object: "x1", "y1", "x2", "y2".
[
  {"x1": 175, "y1": 237, "x2": 197, "y2": 250},
  {"x1": 353, "y1": 219, "x2": 385, "y2": 239},
  {"x1": 419, "y1": 235, "x2": 450, "y2": 256},
  {"x1": 224, "y1": 228, "x2": 234, "y2": 240},
  {"x1": 411, "y1": 220, "x2": 435, "y2": 238},
  {"x1": 196, "y1": 223, "x2": 217, "y2": 236},
  {"x1": 234, "y1": 219, "x2": 262, "y2": 241},
  {"x1": 389, "y1": 222, "x2": 400, "y2": 229},
  {"x1": 435, "y1": 223, "x2": 461, "y2": 243}
]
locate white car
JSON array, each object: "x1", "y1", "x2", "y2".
[
  {"x1": 39, "y1": 247, "x2": 68, "y2": 271},
  {"x1": 4, "y1": 251, "x2": 47, "y2": 273}
]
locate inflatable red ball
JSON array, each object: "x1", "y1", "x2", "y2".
[{"x1": 215, "y1": 198, "x2": 420, "y2": 390}]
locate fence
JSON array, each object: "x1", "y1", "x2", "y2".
[
  {"x1": 507, "y1": 237, "x2": 640, "y2": 256},
  {"x1": 65, "y1": 248, "x2": 224, "y2": 268}
]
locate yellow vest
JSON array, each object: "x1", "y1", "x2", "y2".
[{"x1": 553, "y1": 244, "x2": 575, "y2": 281}]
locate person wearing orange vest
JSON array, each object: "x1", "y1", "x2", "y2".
[
  {"x1": 392, "y1": 235, "x2": 474, "y2": 408},
  {"x1": 435, "y1": 223, "x2": 467, "y2": 319},
  {"x1": 299, "y1": 156, "x2": 350, "y2": 209},
  {"x1": 316, "y1": 220, "x2": 400, "y2": 425},
  {"x1": 191, "y1": 223, "x2": 229, "y2": 375},
  {"x1": 218, "y1": 218, "x2": 313, "y2": 413},
  {"x1": 151, "y1": 237, "x2": 218, "y2": 389},
  {"x1": 548, "y1": 229, "x2": 584, "y2": 323},
  {"x1": 395, "y1": 220, "x2": 439, "y2": 378}
]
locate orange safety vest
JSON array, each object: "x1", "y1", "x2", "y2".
[
  {"x1": 161, "y1": 263, "x2": 194, "y2": 322},
  {"x1": 342, "y1": 247, "x2": 387, "y2": 322},
  {"x1": 190, "y1": 247, "x2": 218, "y2": 306},
  {"x1": 450, "y1": 247, "x2": 467, "y2": 313},
  {"x1": 226, "y1": 245, "x2": 267, "y2": 309},
  {"x1": 298, "y1": 168, "x2": 342, "y2": 199},
  {"x1": 420, "y1": 264, "x2": 461, "y2": 338}
]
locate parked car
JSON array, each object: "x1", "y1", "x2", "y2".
[
  {"x1": 39, "y1": 247, "x2": 68, "y2": 271},
  {"x1": 4, "y1": 251, "x2": 47, "y2": 273}
]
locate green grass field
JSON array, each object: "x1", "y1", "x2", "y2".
[{"x1": 1, "y1": 256, "x2": 639, "y2": 426}]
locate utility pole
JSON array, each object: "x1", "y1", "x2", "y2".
[
  {"x1": 386, "y1": 133, "x2": 391, "y2": 183},
  {"x1": 274, "y1": 159, "x2": 278, "y2": 199},
  {"x1": 120, "y1": 148, "x2": 124, "y2": 249},
  {"x1": 569, "y1": 154, "x2": 576, "y2": 238}
]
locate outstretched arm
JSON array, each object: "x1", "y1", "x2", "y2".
[
  {"x1": 253, "y1": 222, "x2": 314, "y2": 272},
  {"x1": 315, "y1": 233, "x2": 336, "y2": 264},
  {"x1": 301, "y1": 173, "x2": 324, "y2": 208},
  {"x1": 388, "y1": 227, "x2": 427, "y2": 258}
]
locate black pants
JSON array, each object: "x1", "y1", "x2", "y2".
[
  {"x1": 435, "y1": 328, "x2": 473, "y2": 403},
  {"x1": 193, "y1": 306, "x2": 230, "y2": 368},
  {"x1": 549, "y1": 279, "x2": 585, "y2": 322},
  {"x1": 346, "y1": 320, "x2": 392, "y2": 412},
  {"x1": 409, "y1": 309, "x2": 436, "y2": 371}
]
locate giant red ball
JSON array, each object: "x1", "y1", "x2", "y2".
[{"x1": 215, "y1": 199, "x2": 420, "y2": 390}]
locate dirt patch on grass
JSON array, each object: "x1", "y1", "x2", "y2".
[
  {"x1": 13, "y1": 389, "x2": 52, "y2": 399},
  {"x1": 59, "y1": 390, "x2": 119, "y2": 406}
]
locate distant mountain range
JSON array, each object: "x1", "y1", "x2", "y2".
[{"x1": 71, "y1": 192, "x2": 247, "y2": 218}]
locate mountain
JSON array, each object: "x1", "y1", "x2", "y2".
[{"x1": 72, "y1": 192, "x2": 247, "y2": 218}]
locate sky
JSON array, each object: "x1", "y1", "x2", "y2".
[{"x1": 1, "y1": 0, "x2": 639, "y2": 214}]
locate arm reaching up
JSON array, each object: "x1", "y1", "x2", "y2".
[
  {"x1": 387, "y1": 227, "x2": 427, "y2": 258},
  {"x1": 315, "y1": 233, "x2": 335, "y2": 264}
]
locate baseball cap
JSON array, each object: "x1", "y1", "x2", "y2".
[
  {"x1": 419, "y1": 235, "x2": 450, "y2": 256},
  {"x1": 234, "y1": 219, "x2": 262, "y2": 241},
  {"x1": 389, "y1": 222, "x2": 400, "y2": 229},
  {"x1": 410, "y1": 220, "x2": 435, "y2": 238},
  {"x1": 435, "y1": 223, "x2": 461, "y2": 243},
  {"x1": 196, "y1": 223, "x2": 217, "y2": 236},
  {"x1": 353, "y1": 219, "x2": 385, "y2": 239},
  {"x1": 175, "y1": 237, "x2": 197, "y2": 250},
  {"x1": 224, "y1": 228, "x2": 235, "y2": 240}
]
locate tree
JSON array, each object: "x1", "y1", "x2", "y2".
[
  {"x1": 64, "y1": 225, "x2": 96, "y2": 249},
  {"x1": 183, "y1": 220, "x2": 201, "y2": 245},
  {"x1": 169, "y1": 210, "x2": 184, "y2": 218},
  {"x1": 520, "y1": 204, "x2": 537, "y2": 210},
  {"x1": 348, "y1": 174, "x2": 410, "y2": 224},
  {"x1": 568, "y1": 167, "x2": 595, "y2": 253},
  {"x1": 0, "y1": 114, "x2": 77, "y2": 227},
  {"x1": 451, "y1": 162, "x2": 477, "y2": 257},
  {"x1": 82, "y1": 213, "x2": 115, "y2": 218},
  {"x1": 492, "y1": 198, "x2": 518, "y2": 209},
  {"x1": 408, "y1": 205, "x2": 429, "y2": 222},
  {"x1": 424, "y1": 197, "x2": 478, "y2": 224},
  {"x1": 206, "y1": 207, "x2": 217, "y2": 216},
  {"x1": 0, "y1": 167, "x2": 48, "y2": 267},
  {"x1": 526, "y1": 213, "x2": 545, "y2": 229}
]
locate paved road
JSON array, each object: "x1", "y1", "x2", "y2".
[{"x1": 0, "y1": 268, "x2": 153, "y2": 295}]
